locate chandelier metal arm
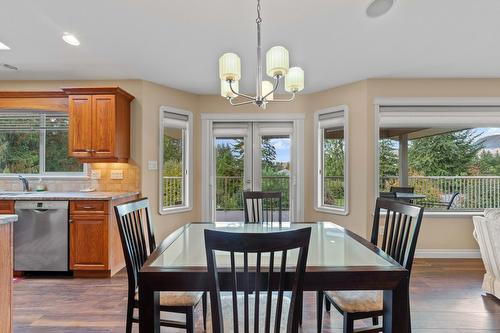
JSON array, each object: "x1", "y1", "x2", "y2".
[
  {"x1": 269, "y1": 92, "x2": 296, "y2": 103},
  {"x1": 229, "y1": 99, "x2": 255, "y2": 106},
  {"x1": 228, "y1": 80, "x2": 255, "y2": 101}
]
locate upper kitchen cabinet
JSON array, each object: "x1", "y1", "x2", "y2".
[{"x1": 62, "y1": 87, "x2": 135, "y2": 162}]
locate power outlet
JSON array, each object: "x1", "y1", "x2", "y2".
[
  {"x1": 90, "y1": 170, "x2": 101, "y2": 180},
  {"x1": 110, "y1": 170, "x2": 124, "y2": 180}
]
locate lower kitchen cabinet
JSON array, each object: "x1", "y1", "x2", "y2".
[
  {"x1": 70, "y1": 214, "x2": 108, "y2": 271},
  {"x1": 69, "y1": 197, "x2": 135, "y2": 277}
]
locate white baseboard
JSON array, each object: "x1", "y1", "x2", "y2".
[{"x1": 415, "y1": 249, "x2": 481, "y2": 259}]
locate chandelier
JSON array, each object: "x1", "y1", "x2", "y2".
[{"x1": 218, "y1": 0, "x2": 304, "y2": 109}]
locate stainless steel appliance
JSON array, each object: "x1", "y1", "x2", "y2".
[{"x1": 14, "y1": 201, "x2": 69, "y2": 271}]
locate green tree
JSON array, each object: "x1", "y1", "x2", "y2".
[
  {"x1": 379, "y1": 139, "x2": 399, "y2": 177},
  {"x1": 408, "y1": 130, "x2": 483, "y2": 176}
]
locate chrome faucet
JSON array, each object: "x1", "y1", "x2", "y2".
[{"x1": 18, "y1": 175, "x2": 30, "y2": 192}]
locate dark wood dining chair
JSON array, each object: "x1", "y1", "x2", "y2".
[
  {"x1": 317, "y1": 198, "x2": 424, "y2": 333},
  {"x1": 242, "y1": 191, "x2": 282, "y2": 223},
  {"x1": 114, "y1": 198, "x2": 207, "y2": 333},
  {"x1": 205, "y1": 227, "x2": 311, "y2": 333}
]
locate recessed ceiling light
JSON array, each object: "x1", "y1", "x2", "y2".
[
  {"x1": 0, "y1": 41, "x2": 10, "y2": 50},
  {"x1": 62, "y1": 33, "x2": 80, "y2": 46},
  {"x1": 366, "y1": 0, "x2": 395, "y2": 18}
]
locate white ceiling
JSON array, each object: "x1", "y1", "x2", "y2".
[{"x1": 1, "y1": 0, "x2": 500, "y2": 94}]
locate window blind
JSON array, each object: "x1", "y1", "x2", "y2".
[
  {"x1": 0, "y1": 112, "x2": 69, "y2": 131},
  {"x1": 319, "y1": 110, "x2": 344, "y2": 129},
  {"x1": 379, "y1": 106, "x2": 500, "y2": 128},
  {"x1": 163, "y1": 111, "x2": 189, "y2": 129}
]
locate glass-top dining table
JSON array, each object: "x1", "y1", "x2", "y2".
[{"x1": 139, "y1": 222, "x2": 410, "y2": 333}]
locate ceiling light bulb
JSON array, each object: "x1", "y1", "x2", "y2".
[
  {"x1": 0, "y1": 42, "x2": 10, "y2": 50},
  {"x1": 219, "y1": 53, "x2": 241, "y2": 81},
  {"x1": 366, "y1": 0, "x2": 395, "y2": 18},
  {"x1": 62, "y1": 33, "x2": 80, "y2": 46}
]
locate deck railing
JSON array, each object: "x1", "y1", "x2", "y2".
[
  {"x1": 162, "y1": 176, "x2": 183, "y2": 207},
  {"x1": 163, "y1": 175, "x2": 345, "y2": 211},
  {"x1": 380, "y1": 175, "x2": 500, "y2": 210}
]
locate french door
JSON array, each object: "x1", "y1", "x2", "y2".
[{"x1": 210, "y1": 122, "x2": 296, "y2": 222}]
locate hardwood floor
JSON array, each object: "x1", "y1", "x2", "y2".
[{"x1": 13, "y1": 259, "x2": 500, "y2": 332}]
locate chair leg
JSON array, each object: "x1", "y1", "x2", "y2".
[
  {"x1": 372, "y1": 316, "x2": 379, "y2": 326},
  {"x1": 186, "y1": 307, "x2": 194, "y2": 333},
  {"x1": 125, "y1": 298, "x2": 134, "y2": 333},
  {"x1": 316, "y1": 291, "x2": 324, "y2": 333},
  {"x1": 343, "y1": 312, "x2": 354, "y2": 333},
  {"x1": 298, "y1": 291, "x2": 303, "y2": 326},
  {"x1": 324, "y1": 294, "x2": 331, "y2": 312},
  {"x1": 202, "y1": 292, "x2": 207, "y2": 330}
]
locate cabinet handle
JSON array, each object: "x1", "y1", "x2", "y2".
[
  {"x1": 82, "y1": 206, "x2": 95, "y2": 209},
  {"x1": 69, "y1": 219, "x2": 73, "y2": 224}
]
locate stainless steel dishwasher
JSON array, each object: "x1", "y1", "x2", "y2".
[{"x1": 14, "y1": 201, "x2": 69, "y2": 272}]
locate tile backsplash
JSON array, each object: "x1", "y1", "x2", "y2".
[{"x1": 0, "y1": 163, "x2": 140, "y2": 193}]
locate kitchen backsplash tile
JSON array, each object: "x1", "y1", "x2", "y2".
[{"x1": 0, "y1": 163, "x2": 140, "y2": 193}]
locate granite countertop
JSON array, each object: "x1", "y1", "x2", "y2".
[
  {"x1": 0, "y1": 191, "x2": 140, "y2": 201},
  {"x1": 0, "y1": 214, "x2": 17, "y2": 225}
]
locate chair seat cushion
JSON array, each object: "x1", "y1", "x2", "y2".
[
  {"x1": 208, "y1": 293, "x2": 290, "y2": 332},
  {"x1": 326, "y1": 290, "x2": 383, "y2": 313},
  {"x1": 135, "y1": 291, "x2": 203, "y2": 307}
]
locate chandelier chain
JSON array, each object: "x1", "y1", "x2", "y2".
[{"x1": 256, "y1": 0, "x2": 262, "y2": 24}]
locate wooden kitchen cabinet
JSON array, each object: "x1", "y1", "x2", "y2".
[
  {"x1": 63, "y1": 87, "x2": 134, "y2": 163},
  {"x1": 69, "y1": 197, "x2": 136, "y2": 277},
  {"x1": 69, "y1": 214, "x2": 108, "y2": 271}
]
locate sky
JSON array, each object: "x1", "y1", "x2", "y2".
[{"x1": 216, "y1": 137, "x2": 291, "y2": 162}]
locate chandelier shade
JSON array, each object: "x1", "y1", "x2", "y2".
[
  {"x1": 266, "y1": 46, "x2": 289, "y2": 77},
  {"x1": 285, "y1": 67, "x2": 305, "y2": 93},
  {"x1": 219, "y1": 53, "x2": 241, "y2": 81},
  {"x1": 262, "y1": 80, "x2": 274, "y2": 100},
  {"x1": 221, "y1": 79, "x2": 239, "y2": 98}
]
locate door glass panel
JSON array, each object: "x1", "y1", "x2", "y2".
[
  {"x1": 261, "y1": 135, "x2": 291, "y2": 221},
  {"x1": 215, "y1": 137, "x2": 245, "y2": 221}
]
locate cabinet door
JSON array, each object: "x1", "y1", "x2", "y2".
[
  {"x1": 68, "y1": 95, "x2": 93, "y2": 157},
  {"x1": 70, "y1": 215, "x2": 108, "y2": 271},
  {"x1": 91, "y1": 95, "x2": 116, "y2": 158}
]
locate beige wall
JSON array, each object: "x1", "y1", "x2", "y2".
[{"x1": 2, "y1": 78, "x2": 498, "y2": 251}]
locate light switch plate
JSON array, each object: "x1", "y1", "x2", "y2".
[
  {"x1": 148, "y1": 160, "x2": 158, "y2": 170},
  {"x1": 90, "y1": 170, "x2": 101, "y2": 180},
  {"x1": 110, "y1": 170, "x2": 124, "y2": 180}
]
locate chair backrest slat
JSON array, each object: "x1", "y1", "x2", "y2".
[
  {"x1": 205, "y1": 228, "x2": 311, "y2": 333},
  {"x1": 114, "y1": 198, "x2": 156, "y2": 293},
  {"x1": 243, "y1": 191, "x2": 283, "y2": 224},
  {"x1": 371, "y1": 198, "x2": 424, "y2": 273}
]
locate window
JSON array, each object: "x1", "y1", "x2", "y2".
[
  {"x1": 377, "y1": 104, "x2": 500, "y2": 212},
  {"x1": 0, "y1": 111, "x2": 84, "y2": 175},
  {"x1": 314, "y1": 106, "x2": 349, "y2": 214},
  {"x1": 159, "y1": 107, "x2": 193, "y2": 214}
]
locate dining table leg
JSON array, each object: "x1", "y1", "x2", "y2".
[
  {"x1": 138, "y1": 276, "x2": 160, "y2": 333},
  {"x1": 383, "y1": 277, "x2": 410, "y2": 333}
]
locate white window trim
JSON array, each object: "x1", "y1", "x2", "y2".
[
  {"x1": 159, "y1": 106, "x2": 193, "y2": 215},
  {"x1": 201, "y1": 113, "x2": 305, "y2": 222},
  {"x1": 373, "y1": 97, "x2": 500, "y2": 216},
  {"x1": 314, "y1": 105, "x2": 349, "y2": 216}
]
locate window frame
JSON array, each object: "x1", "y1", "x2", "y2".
[
  {"x1": 0, "y1": 111, "x2": 88, "y2": 178},
  {"x1": 159, "y1": 106, "x2": 193, "y2": 215},
  {"x1": 374, "y1": 97, "x2": 500, "y2": 216},
  {"x1": 314, "y1": 105, "x2": 349, "y2": 215}
]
